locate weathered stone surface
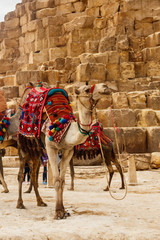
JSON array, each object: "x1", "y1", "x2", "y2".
[
  {"x1": 147, "y1": 95, "x2": 160, "y2": 110},
  {"x1": 150, "y1": 152, "x2": 160, "y2": 168},
  {"x1": 5, "y1": 18, "x2": 19, "y2": 29},
  {"x1": 76, "y1": 63, "x2": 106, "y2": 82},
  {"x1": 135, "y1": 154, "x2": 150, "y2": 170},
  {"x1": 56, "y1": 3, "x2": 75, "y2": 15},
  {"x1": 120, "y1": 62, "x2": 135, "y2": 79},
  {"x1": 49, "y1": 47, "x2": 67, "y2": 60},
  {"x1": 63, "y1": 16, "x2": 94, "y2": 32},
  {"x1": 112, "y1": 92, "x2": 128, "y2": 109},
  {"x1": 2, "y1": 75, "x2": 16, "y2": 86},
  {"x1": 2, "y1": 86, "x2": 19, "y2": 99},
  {"x1": 136, "y1": 109, "x2": 158, "y2": 127},
  {"x1": 16, "y1": 70, "x2": 45, "y2": 85},
  {"x1": 106, "y1": 64, "x2": 120, "y2": 81},
  {"x1": 127, "y1": 91, "x2": 146, "y2": 109},
  {"x1": 85, "y1": 40, "x2": 99, "y2": 53},
  {"x1": 147, "y1": 127, "x2": 160, "y2": 152},
  {"x1": 29, "y1": 49, "x2": 49, "y2": 64},
  {"x1": 99, "y1": 36, "x2": 116, "y2": 52},
  {"x1": 36, "y1": 8, "x2": 56, "y2": 18}
]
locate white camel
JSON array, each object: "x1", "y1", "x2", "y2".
[{"x1": 17, "y1": 83, "x2": 110, "y2": 219}]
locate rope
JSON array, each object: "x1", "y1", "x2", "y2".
[{"x1": 94, "y1": 107, "x2": 127, "y2": 200}]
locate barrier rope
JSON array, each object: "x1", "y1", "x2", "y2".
[{"x1": 94, "y1": 107, "x2": 127, "y2": 200}]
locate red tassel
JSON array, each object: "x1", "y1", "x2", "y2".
[{"x1": 91, "y1": 84, "x2": 95, "y2": 93}]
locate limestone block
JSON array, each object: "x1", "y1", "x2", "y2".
[
  {"x1": 134, "y1": 62, "x2": 146, "y2": 78},
  {"x1": 76, "y1": 63, "x2": 106, "y2": 82},
  {"x1": 88, "y1": 0, "x2": 108, "y2": 8},
  {"x1": 150, "y1": 152, "x2": 160, "y2": 169},
  {"x1": 2, "y1": 156, "x2": 19, "y2": 168},
  {"x1": 116, "y1": 35, "x2": 129, "y2": 51},
  {"x1": 36, "y1": 8, "x2": 56, "y2": 18},
  {"x1": 146, "y1": 61, "x2": 160, "y2": 76},
  {"x1": 85, "y1": 7, "x2": 100, "y2": 17},
  {"x1": 120, "y1": 62, "x2": 135, "y2": 79},
  {"x1": 49, "y1": 47, "x2": 67, "y2": 60},
  {"x1": 106, "y1": 64, "x2": 120, "y2": 81},
  {"x1": 42, "y1": 15, "x2": 67, "y2": 28},
  {"x1": 47, "y1": 70, "x2": 62, "y2": 85},
  {"x1": 25, "y1": 32, "x2": 35, "y2": 43},
  {"x1": 55, "y1": 0, "x2": 77, "y2": 5},
  {"x1": 136, "y1": 109, "x2": 158, "y2": 127},
  {"x1": 63, "y1": 16, "x2": 94, "y2": 32},
  {"x1": 27, "y1": 19, "x2": 43, "y2": 32},
  {"x1": 135, "y1": 154, "x2": 150, "y2": 170},
  {"x1": 24, "y1": 42, "x2": 35, "y2": 54},
  {"x1": 65, "y1": 56, "x2": 80, "y2": 71},
  {"x1": 153, "y1": 20, "x2": 160, "y2": 32},
  {"x1": 29, "y1": 49, "x2": 49, "y2": 64},
  {"x1": 142, "y1": 47, "x2": 160, "y2": 62},
  {"x1": 35, "y1": 40, "x2": 44, "y2": 52},
  {"x1": 1, "y1": 39, "x2": 19, "y2": 49},
  {"x1": 46, "y1": 25, "x2": 62, "y2": 37},
  {"x1": 94, "y1": 17, "x2": 106, "y2": 29},
  {"x1": 112, "y1": 92, "x2": 128, "y2": 109},
  {"x1": 56, "y1": 3, "x2": 75, "y2": 15},
  {"x1": 20, "y1": 14, "x2": 28, "y2": 26},
  {"x1": 0, "y1": 60, "x2": 13, "y2": 74},
  {"x1": 145, "y1": 32, "x2": 160, "y2": 48},
  {"x1": 99, "y1": 36, "x2": 116, "y2": 52},
  {"x1": 119, "y1": 51, "x2": 129, "y2": 63},
  {"x1": 5, "y1": 18, "x2": 20, "y2": 29},
  {"x1": 67, "y1": 42, "x2": 85, "y2": 57},
  {"x1": 16, "y1": 4, "x2": 26, "y2": 17},
  {"x1": 2, "y1": 75, "x2": 16, "y2": 86},
  {"x1": 98, "y1": 109, "x2": 136, "y2": 128},
  {"x1": 147, "y1": 127, "x2": 160, "y2": 152},
  {"x1": 51, "y1": 58, "x2": 65, "y2": 70},
  {"x1": 6, "y1": 28, "x2": 21, "y2": 39},
  {"x1": 108, "y1": 51, "x2": 119, "y2": 64},
  {"x1": 79, "y1": 53, "x2": 96, "y2": 64},
  {"x1": 16, "y1": 70, "x2": 45, "y2": 86},
  {"x1": 0, "y1": 78, "x2": 4, "y2": 87},
  {"x1": 147, "y1": 95, "x2": 160, "y2": 110},
  {"x1": 36, "y1": 0, "x2": 55, "y2": 10},
  {"x1": 93, "y1": 52, "x2": 109, "y2": 64},
  {"x1": 85, "y1": 40, "x2": 99, "y2": 53},
  {"x1": 127, "y1": 92, "x2": 146, "y2": 109},
  {"x1": 7, "y1": 99, "x2": 18, "y2": 110},
  {"x1": 101, "y1": 2, "x2": 120, "y2": 17},
  {"x1": 96, "y1": 96, "x2": 112, "y2": 110},
  {"x1": 123, "y1": 127, "x2": 147, "y2": 153},
  {"x1": 2, "y1": 86, "x2": 19, "y2": 99},
  {"x1": 48, "y1": 36, "x2": 66, "y2": 48},
  {"x1": 74, "y1": 2, "x2": 86, "y2": 12},
  {"x1": 4, "y1": 11, "x2": 16, "y2": 21}
]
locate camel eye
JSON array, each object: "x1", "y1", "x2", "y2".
[{"x1": 85, "y1": 88, "x2": 90, "y2": 93}]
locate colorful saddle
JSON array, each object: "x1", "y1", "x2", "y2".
[
  {"x1": 0, "y1": 109, "x2": 15, "y2": 142},
  {"x1": 19, "y1": 86, "x2": 75, "y2": 144}
]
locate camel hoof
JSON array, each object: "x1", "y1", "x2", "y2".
[
  {"x1": 24, "y1": 190, "x2": 31, "y2": 194},
  {"x1": 1, "y1": 189, "x2": 9, "y2": 193},
  {"x1": 68, "y1": 187, "x2": 74, "y2": 191},
  {"x1": 37, "y1": 201, "x2": 47, "y2": 207},
  {"x1": 54, "y1": 210, "x2": 70, "y2": 220},
  {"x1": 16, "y1": 203, "x2": 25, "y2": 209},
  {"x1": 120, "y1": 186, "x2": 125, "y2": 190},
  {"x1": 103, "y1": 187, "x2": 109, "y2": 191}
]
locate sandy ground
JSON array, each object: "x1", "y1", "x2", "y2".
[{"x1": 0, "y1": 166, "x2": 160, "y2": 240}]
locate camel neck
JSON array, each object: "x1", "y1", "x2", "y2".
[{"x1": 77, "y1": 101, "x2": 92, "y2": 132}]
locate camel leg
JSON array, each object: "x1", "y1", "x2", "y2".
[
  {"x1": 103, "y1": 160, "x2": 114, "y2": 191},
  {"x1": 46, "y1": 138, "x2": 73, "y2": 219},
  {"x1": 113, "y1": 156, "x2": 125, "y2": 189},
  {"x1": 68, "y1": 158, "x2": 74, "y2": 191},
  {"x1": 24, "y1": 159, "x2": 40, "y2": 193},
  {"x1": 16, "y1": 153, "x2": 26, "y2": 209},
  {"x1": 0, "y1": 154, "x2": 9, "y2": 193},
  {"x1": 29, "y1": 159, "x2": 47, "y2": 207},
  {"x1": 0, "y1": 172, "x2": 9, "y2": 193}
]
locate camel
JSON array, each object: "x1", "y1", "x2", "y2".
[
  {"x1": 69, "y1": 141, "x2": 125, "y2": 191},
  {"x1": 17, "y1": 83, "x2": 111, "y2": 219}
]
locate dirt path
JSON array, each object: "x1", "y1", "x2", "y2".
[{"x1": 0, "y1": 166, "x2": 160, "y2": 240}]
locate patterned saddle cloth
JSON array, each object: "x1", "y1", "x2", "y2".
[
  {"x1": 19, "y1": 87, "x2": 75, "y2": 143},
  {"x1": 74, "y1": 122, "x2": 113, "y2": 160},
  {"x1": 0, "y1": 109, "x2": 15, "y2": 142}
]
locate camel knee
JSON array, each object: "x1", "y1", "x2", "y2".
[{"x1": 54, "y1": 178, "x2": 65, "y2": 190}]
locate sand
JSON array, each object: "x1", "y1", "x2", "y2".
[{"x1": 0, "y1": 166, "x2": 160, "y2": 240}]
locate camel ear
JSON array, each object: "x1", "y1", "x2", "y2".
[{"x1": 75, "y1": 87, "x2": 80, "y2": 95}]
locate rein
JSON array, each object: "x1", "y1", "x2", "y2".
[{"x1": 76, "y1": 90, "x2": 96, "y2": 136}]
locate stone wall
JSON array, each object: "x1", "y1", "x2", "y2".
[{"x1": 0, "y1": 0, "x2": 160, "y2": 169}]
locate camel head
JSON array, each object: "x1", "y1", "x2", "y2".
[{"x1": 75, "y1": 83, "x2": 111, "y2": 109}]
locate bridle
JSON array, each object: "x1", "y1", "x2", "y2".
[{"x1": 76, "y1": 85, "x2": 97, "y2": 136}]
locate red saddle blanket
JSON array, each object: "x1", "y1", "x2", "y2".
[
  {"x1": 19, "y1": 87, "x2": 75, "y2": 143},
  {"x1": 75, "y1": 122, "x2": 113, "y2": 159}
]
